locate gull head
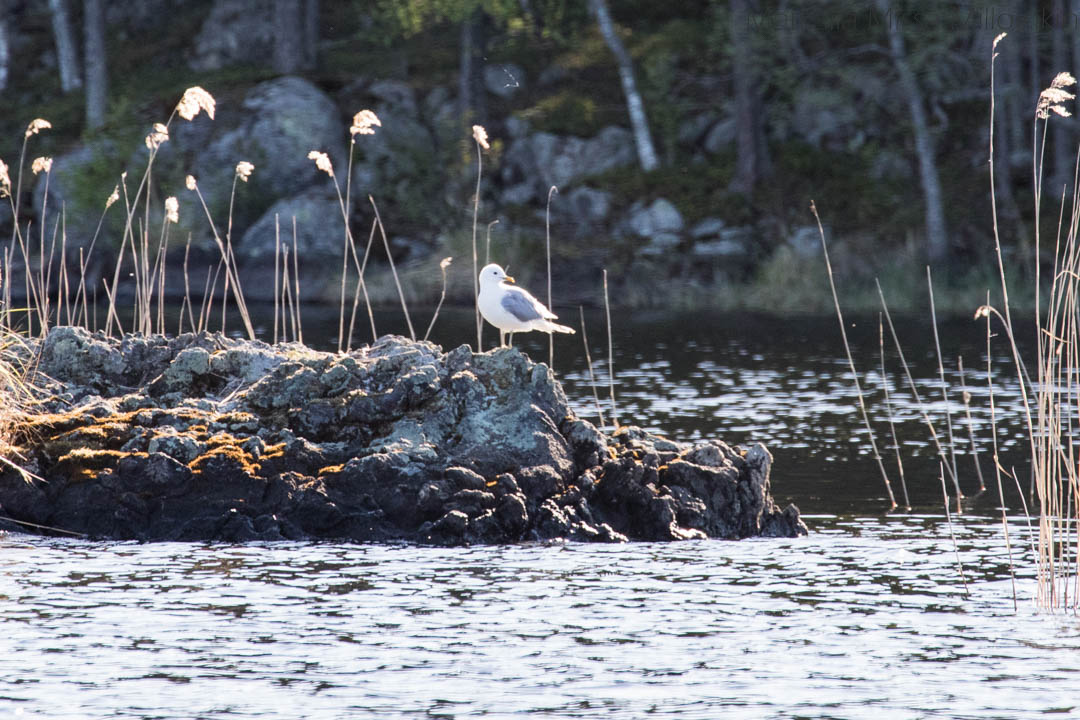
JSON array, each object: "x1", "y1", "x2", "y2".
[{"x1": 479, "y1": 263, "x2": 514, "y2": 288}]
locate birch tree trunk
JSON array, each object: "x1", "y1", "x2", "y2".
[
  {"x1": 588, "y1": 0, "x2": 658, "y2": 172},
  {"x1": 729, "y1": 0, "x2": 768, "y2": 195},
  {"x1": 0, "y1": 1, "x2": 9, "y2": 94},
  {"x1": 303, "y1": 0, "x2": 319, "y2": 69},
  {"x1": 1003, "y1": 11, "x2": 1025, "y2": 170},
  {"x1": 876, "y1": 0, "x2": 948, "y2": 262},
  {"x1": 457, "y1": 9, "x2": 486, "y2": 130},
  {"x1": 272, "y1": 0, "x2": 305, "y2": 74},
  {"x1": 83, "y1": 0, "x2": 107, "y2": 130},
  {"x1": 49, "y1": 0, "x2": 82, "y2": 93},
  {"x1": 1050, "y1": 0, "x2": 1071, "y2": 196}
]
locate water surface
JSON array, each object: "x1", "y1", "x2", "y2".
[{"x1": 2, "y1": 307, "x2": 1070, "y2": 719}]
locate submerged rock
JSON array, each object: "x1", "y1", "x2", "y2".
[{"x1": 0, "y1": 327, "x2": 807, "y2": 545}]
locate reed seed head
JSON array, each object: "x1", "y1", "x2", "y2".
[
  {"x1": 974, "y1": 305, "x2": 991, "y2": 319},
  {"x1": 31, "y1": 156, "x2": 52, "y2": 175},
  {"x1": 472, "y1": 124, "x2": 490, "y2": 150},
  {"x1": 165, "y1": 196, "x2": 179, "y2": 224},
  {"x1": 440, "y1": 256, "x2": 453, "y2": 270},
  {"x1": 145, "y1": 122, "x2": 169, "y2": 150},
  {"x1": 308, "y1": 150, "x2": 334, "y2": 177},
  {"x1": 0, "y1": 159, "x2": 10, "y2": 197},
  {"x1": 24, "y1": 118, "x2": 52, "y2": 138},
  {"x1": 350, "y1": 109, "x2": 381, "y2": 136},
  {"x1": 177, "y1": 86, "x2": 216, "y2": 121},
  {"x1": 106, "y1": 185, "x2": 119, "y2": 209},
  {"x1": 1037, "y1": 72, "x2": 1077, "y2": 119},
  {"x1": 235, "y1": 161, "x2": 254, "y2": 182},
  {"x1": 185, "y1": 174, "x2": 197, "y2": 191},
  {"x1": 993, "y1": 33, "x2": 1006, "y2": 51}
]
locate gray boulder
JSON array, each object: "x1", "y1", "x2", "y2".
[
  {"x1": 350, "y1": 80, "x2": 442, "y2": 217},
  {"x1": 564, "y1": 186, "x2": 613, "y2": 224},
  {"x1": 501, "y1": 126, "x2": 635, "y2": 202},
  {"x1": 237, "y1": 186, "x2": 343, "y2": 264},
  {"x1": 192, "y1": 76, "x2": 346, "y2": 202},
  {"x1": 189, "y1": 0, "x2": 275, "y2": 71},
  {"x1": 31, "y1": 140, "x2": 121, "y2": 254},
  {"x1": 703, "y1": 118, "x2": 737, "y2": 154},
  {"x1": 626, "y1": 198, "x2": 684, "y2": 238},
  {"x1": 690, "y1": 217, "x2": 727, "y2": 239}
]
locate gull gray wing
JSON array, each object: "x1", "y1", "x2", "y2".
[{"x1": 501, "y1": 287, "x2": 544, "y2": 322}]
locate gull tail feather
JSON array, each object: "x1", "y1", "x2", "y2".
[{"x1": 543, "y1": 320, "x2": 575, "y2": 334}]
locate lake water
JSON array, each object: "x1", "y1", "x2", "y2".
[{"x1": 2, "y1": 306, "x2": 1075, "y2": 719}]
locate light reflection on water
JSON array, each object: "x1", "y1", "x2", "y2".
[
  {"x1": 1, "y1": 518, "x2": 1076, "y2": 719},
  {"x1": 3, "y1": 307, "x2": 1069, "y2": 718}
]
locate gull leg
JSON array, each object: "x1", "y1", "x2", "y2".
[
  {"x1": 499, "y1": 331, "x2": 506, "y2": 348},
  {"x1": 508, "y1": 332, "x2": 514, "y2": 348}
]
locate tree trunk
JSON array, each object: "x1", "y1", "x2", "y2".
[
  {"x1": 588, "y1": 0, "x2": 658, "y2": 172},
  {"x1": 0, "y1": 1, "x2": 9, "y2": 94},
  {"x1": 272, "y1": 0, "x2": 304, "y2": 74},
  {"x1": 729, "y1": 0, "x2": 768, "y2": 195},
  {"x1": 457, "y1": 9, "x2": 487, "y2": 130},
  {"x1": 49, "y1": 0, "x2": 82, "y2": 93},
  {"x1": 1072, "y1": 0, "x2": 1080, "y2": 141},
  {"x1": 876, "y1": 0, "x2": 948, "y2": 263},
  {"x1": 303, "y1": 0, "x2": 318, "y2": 70},
  {"x1": 1003, "y1": 12, "x2": 1025, "y2": 170},
  {"x1": 995, "y1": 54, "x2": 1029, "y2": 253},
  {"x1": 1050, "y1": 0, "x2": 1071, "y2": 196},
  {"x1": 83, "y1": 0, "x2": 107, "y2": 130}
]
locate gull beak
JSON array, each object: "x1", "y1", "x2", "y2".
[{"x1": 505, "y1": 275, "x2": 515, "y2": 283}]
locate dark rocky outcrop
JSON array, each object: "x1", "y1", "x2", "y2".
[{"x1": 0, "y1": 327, "x2": 807, "y2": 544}]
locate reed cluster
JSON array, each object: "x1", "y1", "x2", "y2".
[{"x1": 819, "y1": 34, "x2": 1080, "y2": 612}]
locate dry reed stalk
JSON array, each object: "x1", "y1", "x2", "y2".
[
  {"x1": 878, "y1": 314, "x2": 909, "y2": 509},
  {"x1": 157, "y1": 228, "x2": 169, "y2": 335},
  {"x1": 485, "y1": 219, "x2": 498, "y2": 265},
  {"x1": 77, "y1": 248, "x2": 88, "y2": 329},
  {"x1": 188, "y1": 180, "x2": 255, "y2": 340},
  {"x1": 879, "y1": 279, "x2": 960, "y2": 501},
  {"x1": 927, "y1": 267, "x2": 962, "y2": 498},
  {"x1": 183, "y1": 236, "x2": 195, "y2": 334},
  {"x1": 292, "y1": 216, "x2": 303, "y2": 345},
  {"x1": 984, "y1": 292, "x2": 1018, "y2": 611},
  {"x1": 424, "y1": 257, "x2": 453, "y2": 342},
  {"x1": 940, "y1": 461, "x2": 970, "y2": 598},
  {"x1": 283, "y1": 245, "x2": 297, "y2": 342},
  {"x1": 546, "y1": 185, "x2": 558, "y2": 370},
  {"x1": 346, "y1": 218, "x2": 378, "y2": 350},
  {"x1": 70, "y1": 186, "x2": 117, "y2": 325},
  {"x1": 957, "y1": 357, "x2": 986, "y2": 493},
  {"x1": 104, "y1": 178, "x2": 134, "y2": 338},
  {"x1": 580, "y1": 306, "x2": 608, "y2": 429},
  {"x1": 274, "y1": 215, "x2": 281, "y2": 345},
  {"x1": 202, "y1": 259, "x2": 223, "y2": 335},
  {"x1": 4, "y1": 246, "x2": 13, "y2": 331},
  {"x1": 471, "y1": 125, "x2": 488, "y2": 352},
  {"x1": 37, "y1": 169, "x2": 53, "y2": 332},
  {"x1": 101, "y1": 279, "x2": 122, "y2": 334},
  {"x1": 369, "y1": 196, "x2": 414, "y2": 341},
  {"x1": 811, "y1": 201, "x2": 896, "y2": 509},
  {"x1": 198, "y1": 264, "x2": 216, "y2": 334},
  {"x1": 59, "y1": 216, "x2": 70, "y2": 327},
  {"x1": 603, "y1": 269, "x2": 619, "y2": 429}
]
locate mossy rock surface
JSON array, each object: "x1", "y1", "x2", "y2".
[{"x1": 0, "y1": 326, "x2": 806, "y2": 544}]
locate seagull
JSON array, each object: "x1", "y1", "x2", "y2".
[{"x1": 478, "y1": 263, "x2": 575, "y2": 347}]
